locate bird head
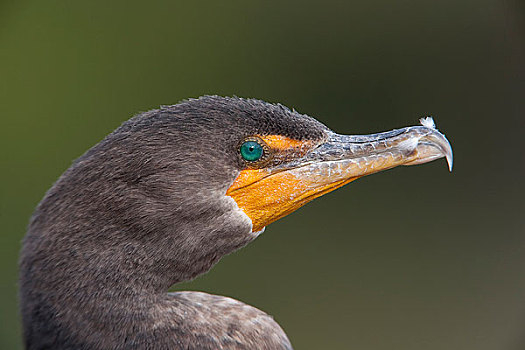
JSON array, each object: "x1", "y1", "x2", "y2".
[
  {"x1": 143, "y1": 96, "x2": 452, "y2": 234},
  {"x1": 24, "y1": 96, "x2": 452, "y2": 289}
]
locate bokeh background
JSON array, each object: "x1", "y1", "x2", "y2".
[{"x1": 1, "y1": 0, "x2": 524, "y2": 349}]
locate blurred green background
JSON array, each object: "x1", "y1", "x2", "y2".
[{"x1": 1, "y1": 0, "x2": 524, "y2": 349}]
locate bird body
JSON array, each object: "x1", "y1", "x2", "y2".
[{"x1": 19, "y1": 96, "x2": 452, "y2": 349}]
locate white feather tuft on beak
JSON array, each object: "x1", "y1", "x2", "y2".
[{"x1": 419, "y1": 116, "x2": 436, "y2": 129}]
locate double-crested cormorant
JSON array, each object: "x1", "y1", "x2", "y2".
[{"x1": 19, "y1": 96, "x2": 452, "y2": 349}]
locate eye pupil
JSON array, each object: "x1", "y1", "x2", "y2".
[{"x1": 240, "y1": 141, "x2": 264, "y2": 162}]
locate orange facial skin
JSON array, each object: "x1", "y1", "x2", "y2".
[
  {"x1": 259, "y1": 135, "x2": 308, "y2": 151},
  {"x1": 226, "y1": 167, "x2": 359, "y2": 232},
  {"x1": 226, "y1": 134, "x2": 352, "y2": 232}
]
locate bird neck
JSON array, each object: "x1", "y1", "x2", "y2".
[
  {"x1": 20, "y1": 151, "x2": 256, "y2": 349},
  {"x1": 20, "y1": 198, "x2": 255, "y2": 348},
  {"x1": 20, "y1": 175, "x2": 256, "y2": 300}
]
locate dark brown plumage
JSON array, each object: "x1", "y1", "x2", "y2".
[
  {"x1": 19, "y1": 96, "x2": 452, "y2": 349},
  {"x1": 20, "y1": 97, "x2": 328, "y2": 349}
]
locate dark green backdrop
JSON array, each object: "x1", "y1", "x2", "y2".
[{"x1": 1, "y1": 1, "x2": 524, "y2": 349}]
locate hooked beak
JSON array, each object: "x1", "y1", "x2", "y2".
[
  {"x1": 227, "y1": 118, "x2": 453, "y2": 232},
  {"x1": 294, "y1": 117, "x2": 453, "y2": 182}
]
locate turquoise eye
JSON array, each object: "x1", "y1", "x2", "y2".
[{"x1": 240, "y1": 140, "x2": 264, "y2": 162}]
